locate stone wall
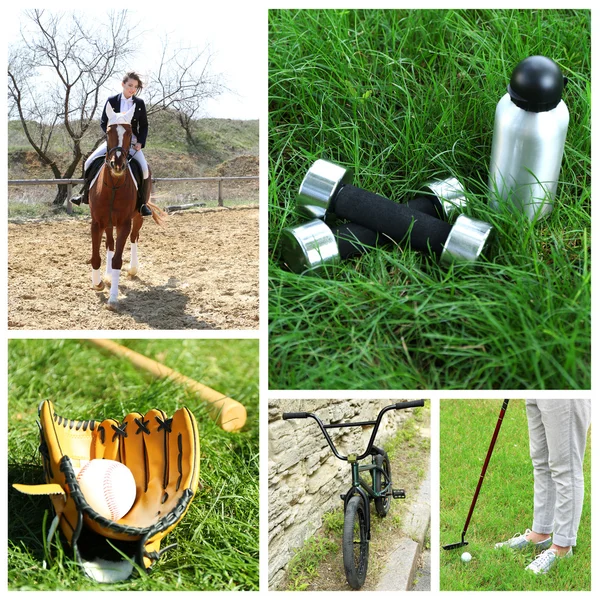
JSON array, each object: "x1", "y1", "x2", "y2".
[{"x1": 268, "y1": 398, "x2": 418, "y2": 590}]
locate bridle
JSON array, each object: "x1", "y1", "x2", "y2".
[
  {"x1": 104, "y1": 124, "x2": 137, "y2": 174},
  {"x1": 105, "y1": 145, "x2": 138, "y2": 163}
]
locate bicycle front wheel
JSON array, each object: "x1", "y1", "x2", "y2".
[{"x1": 342, "y1": 494, "x2": 369, "y2": 589}]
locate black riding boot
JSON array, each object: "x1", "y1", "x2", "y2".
[
  {"x1": 71, "y1": 179, "x2": 90, "y2": 206},
  {"x1": 139, "y1": 177, "x2": 152, "y2": 217}
]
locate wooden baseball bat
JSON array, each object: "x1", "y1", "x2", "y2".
[{"x1": 87, "y1": 339, "x2": 247, "y2": 432}]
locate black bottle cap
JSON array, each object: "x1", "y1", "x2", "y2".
[{"x1": 507, "y1": 56, "x2": 567, "y2": 113}]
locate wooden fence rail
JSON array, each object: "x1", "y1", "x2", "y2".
[{"x1": 8, "y1": 176, "x2": 259, "y2": 213}]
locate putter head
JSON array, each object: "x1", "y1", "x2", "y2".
[{"x1": 442, "y1": 540, "x2": 469, "y2": 551}]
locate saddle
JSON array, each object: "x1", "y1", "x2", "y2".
[{"x1": 86, "y1": 156, "x2": 145, "y2": 206}]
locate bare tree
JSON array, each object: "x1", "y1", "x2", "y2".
[
  {"x1": 145, "y1": 37, "x2": 226, "y2": 151},
  {"x1": 8, "y1": 9, "x2": 138, "y2": 204},
  {"x1": 8, "y1": 11, "x2": 226, "y2": 205}
]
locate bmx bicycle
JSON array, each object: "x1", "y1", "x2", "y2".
[{"x1": 283, "y1": 400, "x2": 425, "y2": 589}]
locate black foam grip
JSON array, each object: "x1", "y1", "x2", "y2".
[
  {"x1": 283, "y1": 412, "x2": 309, "y2": 420},
  {"x1": 408, "y1": 195, "x2": 445, "y2": 220},
  {"x1": 394, "y1": 400, "x2": 426, "y2": 410},
  {"x1": 332, "y1": 223, "x2": 385, "y2": 259},
  {"x1": 331, "y1": 196, "x2": 442, "y2": 260},
  {"x1": 334, "y1": 185, "x2": 451, "y2": 256}
]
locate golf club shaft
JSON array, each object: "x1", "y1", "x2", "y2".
[{"x1": 461, "y1": 399, "x2": 510, "y2": 538}]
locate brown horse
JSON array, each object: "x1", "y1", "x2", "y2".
[{"x1": 88, "y1": 103, "x2": 160, "y2": 310}]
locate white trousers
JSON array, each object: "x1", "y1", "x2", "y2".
[
  {"x1": 526, "y1": 399, "x2": 591, "y2": 547},
  {"x1": 85, "y1": 139, "x2": 149, "y2": 179}
]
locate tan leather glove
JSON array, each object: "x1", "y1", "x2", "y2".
[{"x1": 14, "y1": 400, "x2": 200, "y2": 582}]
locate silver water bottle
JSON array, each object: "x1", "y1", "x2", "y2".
[{"x1": 489, "y1": 56, "x2": 569, "y2": 221}]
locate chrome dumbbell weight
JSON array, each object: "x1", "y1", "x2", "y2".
[
  {"x1": 296, "y1": 159, "x2": 493, "y2": 264},
  {"x1": 281, "y1": 192, "x2": 451, "y2": 274}
]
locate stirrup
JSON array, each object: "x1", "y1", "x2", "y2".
[{"x1": 140, "y1": 204, "x2": 152, "y2": 217}]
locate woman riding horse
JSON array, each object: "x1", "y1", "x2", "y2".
[
  {"x1": 73, "y1": 71, "x2": 152, "y2": 217},
  {"x1": 88, "y1": 102, "x2": 148, "y2": 309}
]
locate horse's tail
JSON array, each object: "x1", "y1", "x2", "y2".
[{"x1": 147, "y1": 201, "x2": 168, "y2": 227}]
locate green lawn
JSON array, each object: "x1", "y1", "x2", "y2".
[
  {"x1": 440, "y1": 399, "x2": 591, "y2": 591},
  {"x1": 7, "y1": 339, "x2": 259, "y2": 591},
  {"x1": 268, "y1": 9, "x2": 590, "y2": 390}
]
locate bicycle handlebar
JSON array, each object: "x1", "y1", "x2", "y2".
[
  {"x1": 283, "y1": 412, "x2": 310, "y2": 420},
  {"x1": 283, "y1": 400, "x2": 426, "y2": 462}
]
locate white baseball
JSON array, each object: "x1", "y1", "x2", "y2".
[
  {"x1": 461, "y1": 552, "x2": 472, "y2": 563},
  {"x1": 76, "y1": 459, "x2": 136, "y2": 521}
]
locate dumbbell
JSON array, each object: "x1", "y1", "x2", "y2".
[
  {"x1": 281, "y1": 188, "x2": 453, "y2": 273},
  {"x1": 294, "y1": 159, "x2": 493, "y2": 265}
]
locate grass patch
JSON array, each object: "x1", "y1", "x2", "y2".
[
  {"x1": 268, "y1": 9, "x2": 590, "y2": 390},
  {"x1": 440, "y1": 399, "x2": 591, "y2": 591},
  {"x1": 8, "y1": 339, "x2": 259, "y2": 591},
  {"x1": 8, "y1": 114, "x2": 258, "y2": 163},
  {"x1": 286, "y1": 537, "x2": 340, "y2": 591},
  {"x1": 282, "y1": 403, "x2": 430, "y2": 591}
]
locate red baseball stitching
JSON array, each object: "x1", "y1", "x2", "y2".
[{"x1": 104, "y1": 462, "x2": 122, "y2": 521}]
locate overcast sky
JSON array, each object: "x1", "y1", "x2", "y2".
[
  {"x1": 8, "y1": 6, "x2": 264, "y2": 121},
  {"x1": 134, "y1": 7, "x2": 264, "y2": 120}
]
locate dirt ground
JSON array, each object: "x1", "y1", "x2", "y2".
[{"x1": 8, "y1": 207, "x2": 259, "y2": 330}]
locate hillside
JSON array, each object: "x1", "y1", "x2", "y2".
[{"x1": 8, "y1": 110, "x2": 259, "y2": 180}]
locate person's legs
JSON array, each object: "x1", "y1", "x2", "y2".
[
  {"x1": 72, "y1": 143, "x2": 108, "y2": 205},
  {"x1": 525, "y1": 399, "x2": 590, "y2": 575},
  {"x1": 130, "y1": 148, "x2": 152, "y2": 216},
  {"x1": 538, "y1": 399, "x2": 590, "y2": 550},
  {"x1": 85, "y1": 142, "x2": 108, "y2": 172}
]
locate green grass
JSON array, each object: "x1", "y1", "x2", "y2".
[
  {"x1": 286, "y1": 536, "x2": 339, "y2": 590},
  {"x1": 268, "y1": 9, "x2": 590, "y2": 390},
  {"x1": 8, "y1": 339, "x2": 259, "y2": 591},
  {"x1": 440, "y1": 399, "x2": 591, "y2": 591}
]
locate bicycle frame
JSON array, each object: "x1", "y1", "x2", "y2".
[{"x1": 342, "y1": 453, "x2": 392, "y2": 541}]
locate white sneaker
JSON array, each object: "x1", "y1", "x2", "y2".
[
  {"x1": 525, "y1": 548, "x2": 573, "y2": 574},
  {"x1": 495, "y1": 528, "x2": 552, "y2": 550}
]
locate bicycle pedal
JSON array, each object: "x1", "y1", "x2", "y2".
[{"x1": 392, "y1": 489, "x2": 406, "y2": 499}]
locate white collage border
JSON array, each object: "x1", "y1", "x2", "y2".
[{"x1": 1, "y1": 0, "x2": 597, "y2": 598}]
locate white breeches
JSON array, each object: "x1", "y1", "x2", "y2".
[{"x1": 85, "y1": 139, "x2": 149, "y2": 179}]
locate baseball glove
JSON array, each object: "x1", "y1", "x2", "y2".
[{"x1": 14, "y1": 400, "x2": 200, "y2": 582}]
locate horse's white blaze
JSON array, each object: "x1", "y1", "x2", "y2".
[
  {"x1": 129, "y1": 242, "x2": 139, "y2": 273},
  {"x1": 109, "y1": 269, "x2": 121, "y2": 302},
  {"x1": 92, "y1": 268, "x2": 102, "y2": 287},
  {"x1": 105, "y1": 250, "x2": 114, "y2": 276},
  {"x1": 116, "y1": 125, "x2": 125, "y2": 156}
]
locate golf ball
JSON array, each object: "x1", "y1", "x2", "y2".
[{"x1": 461, "y1": 552, "x2": 472, "y2": 563}]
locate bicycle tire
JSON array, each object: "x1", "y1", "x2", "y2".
[
  {"x1": 373, "y1": 452, "x2": 392, "y2": 517},
  {"x1": 342, "y1": 494, "x2": 369, "y2": 589}
]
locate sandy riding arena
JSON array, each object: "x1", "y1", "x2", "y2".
[{"x1": 8, "y1": 207, "x2": 259, "y2": 330}]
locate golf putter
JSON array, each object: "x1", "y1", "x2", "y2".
[{"x1": 443, "y1": 399, "x2": 510, "y2": 550}]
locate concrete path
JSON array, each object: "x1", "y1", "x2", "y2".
[
  {"x1": 412, "y1": 548, "x2": 431, "y2": 591},
  {"x1": 375, "y1": 465, "x2": 431, "y2": 591}
]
